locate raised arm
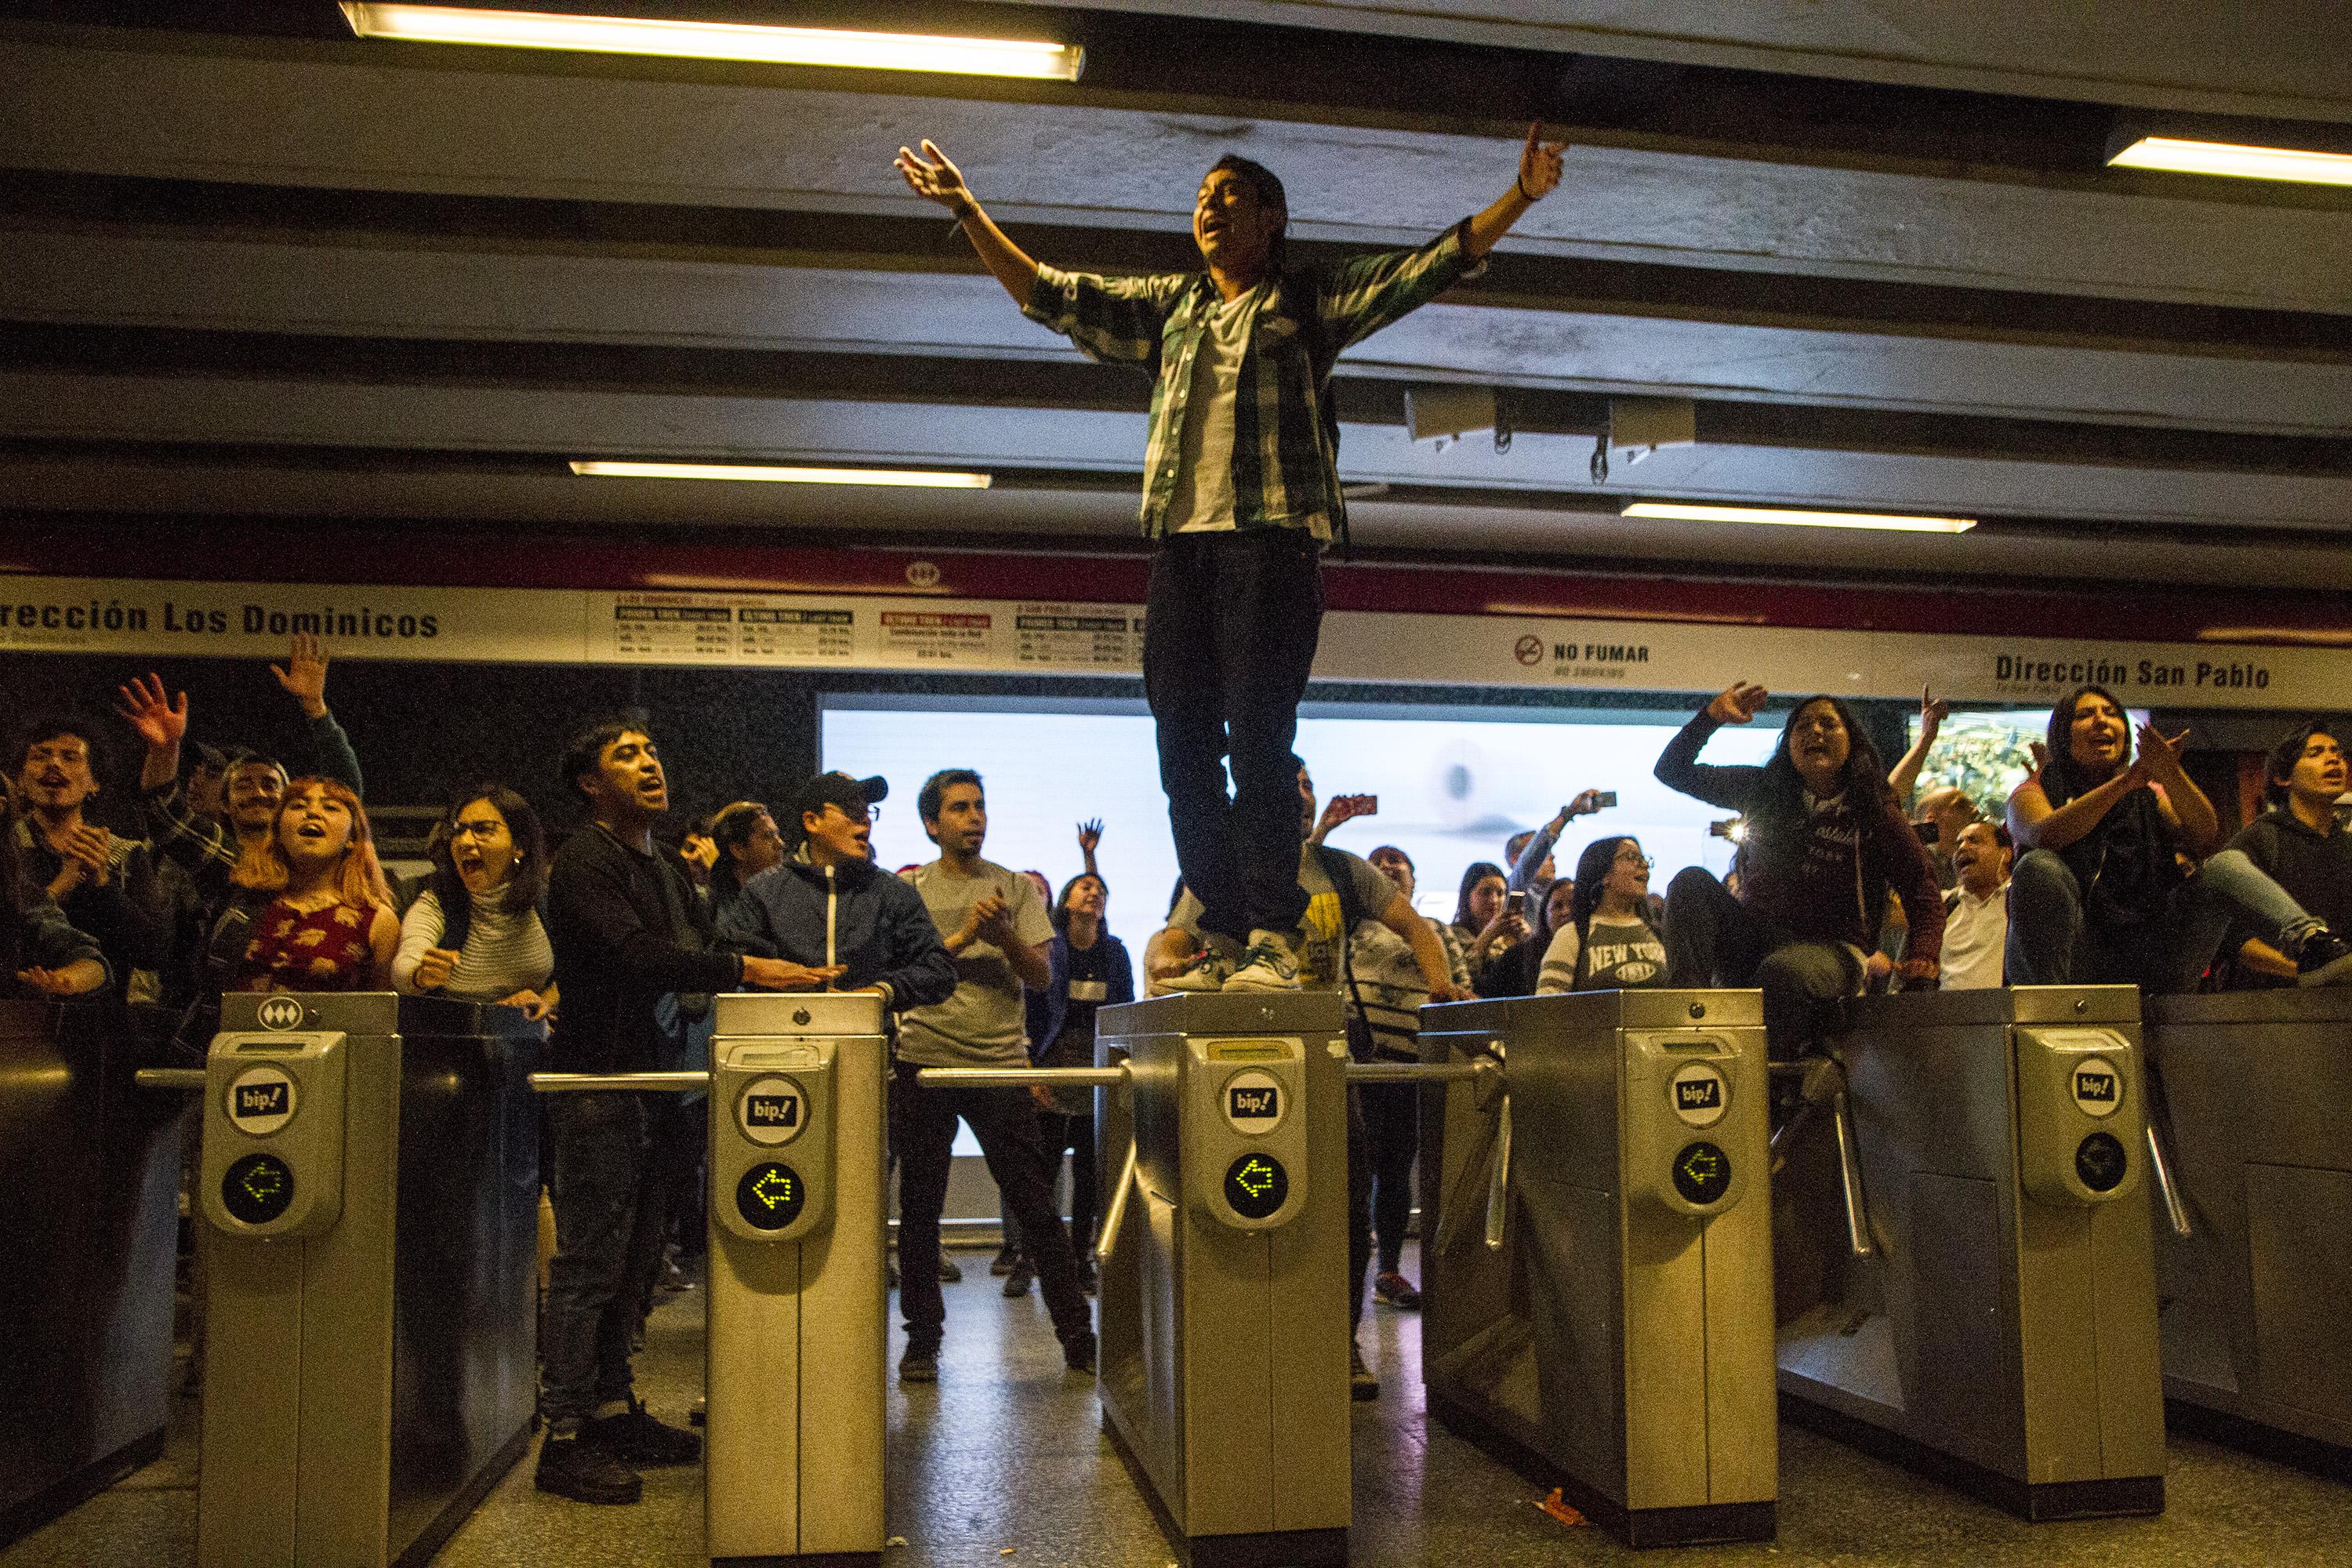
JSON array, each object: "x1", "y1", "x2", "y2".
[
  {"x1": 1887, "y1": 685, "x2": 1949, "y2": 805},
  {"x1": 1655, "y1": 684, "x2": 1769, "y2": 812},
  {"x1": 1464, "y1": 122, "x2": 1566, "y2": 259},
  {"x1": 895, "y1": 139, "x2": 1040, "y2": 306}
]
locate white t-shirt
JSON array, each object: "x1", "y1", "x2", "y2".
[
  {"x1": 1938, "y1": 882, "x2": 2009, "y2": 990},
  {"x1": 1166, "y1": 288, "x2": 1262, "y2": 533}
]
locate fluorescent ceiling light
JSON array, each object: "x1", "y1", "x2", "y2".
[
  {"x1": 2107, "y1": 136, "x2": 2352, "y2": 188},
  {"x1": 1621, "y1": 502, "x2": 1976, "y2": 534},
  {"x1": 340, "y1": 4, "x2": 1083, "y2": 81},
  {"x1": 572, "y1": 461, "x2": 990, "y2": 488}
]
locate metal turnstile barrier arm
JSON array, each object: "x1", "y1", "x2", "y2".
[
  {"x1": 2145, "y1": 1120, "x2": 2191, "y2": 1239},
  {"x1": 914, "y1": 1065, "x2": 1137, "y2": 1262},
  {"x1": 528, "y1": 1071, "x2": 711, "y2": 1093},
  {"x1": 134, "y1": 1068, "x2": 209, "y2": 1092},
  {"x1": 1348, "y1": 1058, "x2": 1510, "y2": 1251},
  {"x1": 1770, "y1": 1057, "x2": 1874, "y2": 1259}
]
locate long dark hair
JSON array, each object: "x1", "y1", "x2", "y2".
[
  {"x1": 1745, "y1": 696, "x2": 1894, "y2": 846},
  {"x1": 1565, "y1": 836, "x2": 1642, "y2": 990},
  {"x1": 1052, "y1": 870, "x2": 1107, "y2": 936},
  {"x1": 428, "y1": 782, "x2": 548, "y2": 915},
  {"x1": 2039, "y1": 685, "x2": 2129, "y2": 809},
  {"x1": 1453, "y1": 860, "x2": 1506, "y2": 929}
]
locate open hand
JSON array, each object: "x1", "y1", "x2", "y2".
[
  {"x1": 114, "y1": 673, "x2": 187, "y2": 753},
  {"x1": 1708, "y1": 682, "x2": 1769, "y2": 725},
  {"x1": 270, "y1": 633, "x2": 330, "y2": 718},
  {"x1": 49, "y1": 825, "x2": 112, "y2": 895},
  {"x1": 1517, "y1": 122, "x2": 1567, "y2": 201},
  {"x1": 742, "y1": 957, "x2": 848, "y2": 992},
  {"x1": 1076, "y1": 818, "x2": 1103, "y2": 857},
  {"x1": 895, "y1": 139, "x2": 973, "y2": 212},
  {"x1": 2136, "y1": 721, "x2": 2191, "y2": 784}
]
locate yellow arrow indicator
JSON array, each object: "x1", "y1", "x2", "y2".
[
  {"x1": 753, "y1": 1169, "x2": 797, "y2": 1210},
  {"x1": 1235, "y1": 1158, "x2": 1276, "y2": 1199}
]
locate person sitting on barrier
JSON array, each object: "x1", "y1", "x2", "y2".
[
  {"x1": 1538, "y1": 836, "x2": 1668, "y2": 993},
  {"x1": 1450, "y1": 860, "x2": 1526, "y2": 997},
  {"x1": 1936, "y1": 822, "x2": 2013, "y2": 990},
  {"x1": 889, "y1": 769, "x2": 1098, "y2": 1383},
  {"x1": 2216, "y1": 720, "x2": 2352, "y2": 988},
  {"x1": 2005, "y1": 690, "x2": 2352, "y2": 992},
  {"x1": 11, "y1": 716, "x2": 170, "y2": 1004},
  {"x1": 1, "y1": 794, "x2": 110, "y2": 999},
  {"x1": 1507, "y1": 789, "x2": 1610, "y2": 897},
  {"x1": 1147, "y1": 757, "x2": 1461, "y2": 1398},
  {"x1": 536, "y1": 720, "x2": 816, "y2": 1507},
  {"x1": 393, "y1": 782, "x2": 556, "y2": 1019},
  {"x1": 1655, "y1": 683, "x2": 1945, "y2": 1058},
  {"x1": 702, "y1": 799, "x2": 785, "y2": 935},
  {"x1": 223, "y1": 777, "x2": 398, "y2": 993},
  {"x1": 1025, "y1": 852, "x2": 1137, "y2": 1296},
  {"x1": 1348, "y1": 844, "x2": 1469, "y2": 1312}
]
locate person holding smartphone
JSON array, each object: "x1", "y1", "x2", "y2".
[{"x1": 1507, "y1": 788, "x2": 1613, "y2": 895}]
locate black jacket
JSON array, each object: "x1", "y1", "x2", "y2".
[
  {"x1": 714, "y1": 850, "x2": 956, "y2": 1013},
  {"x1": 546, "y1": 822, "x2": 742, "y2": 1074}
]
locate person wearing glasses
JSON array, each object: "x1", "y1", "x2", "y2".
[
  {"x1": 394, "y1": 782, "x2": 556, "y2": 1019},
  {"x1": 1539, "y1": 837, "x2": 1668, "y2": 993}
]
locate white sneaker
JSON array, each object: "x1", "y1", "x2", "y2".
[
  {"x1": 1154, "y1": 946, "x2": 1234, "y2": 996},
  {"x1": 1224, "y1": 929, "x2": 1304, "y2": 993}
]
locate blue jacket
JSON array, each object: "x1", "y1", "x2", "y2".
[
  {"x1": 1030, "y1": 929, "x2": 1135, "y2": 1060},
  {"x1": 715, "y1": 850, "x2": 956, "y2": 1014}
]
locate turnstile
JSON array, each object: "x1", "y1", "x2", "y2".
[
  {"x1": 2145, "y1": 989, "x2": 2352, "y2": 1473},
  {"x1": 1774, "y1": 986, "x2": 2165, "y2": 1519},
  {"x1": 138, "y1": 991, "x2": 543, "y2": 1567},
  {"x1": 921, "y1": 991, "x2": 1352, "y2": 1567},
  {"x1": 532, "y1": 990, "x2": 887, "y2": 1566},
  {"x1": 0, "y1": 998, "x2": 184, "y2": 1546},
  {"x1": 1417, "y1": 989, "x2": 1777, "y2": 1548}
]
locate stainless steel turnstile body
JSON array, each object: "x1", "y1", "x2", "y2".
[
  {"x1": 1095, "y1": 993, "x2": 1352, "y2": 1567},
  {"x1": 1419, "y1": 989, "x2": 1777, "y2": 1547},
  {"x1": 1775, "y1": 986, "x2": 2165, "y2": 1519},
  {"x1": 2146, "y1": 989, "x2": 2352, "y2": 1471},
  {"x1": 706, "y1": 992, "x2": 887, "y2": 1566},
  {"x1": 532, "y1": 990, "x2": 887, "y2": 1565},
  {"x1": 180, "y1": 991, "x2": 542, "y2": 1568}
]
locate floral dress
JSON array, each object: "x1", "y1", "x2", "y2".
[{"x1": 235, "y1": 899, "x2": 377, "y2": 992}]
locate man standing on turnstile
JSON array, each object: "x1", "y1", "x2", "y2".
[
  {"x1": 891, "y1": 769, "x2": 1098, "y2": 1383},
  {"x1": 536, "y1": 719, "x2": 814, "y2": 1504},
  {"x1": 1145, "y1": 757, "x2": 1460, "y2": 1396}
]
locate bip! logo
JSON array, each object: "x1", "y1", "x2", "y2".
[
  {"x1": 739, "y1": 1076, "x2": 808, "y2": 1147},
  {"x1": 256, "y1": 996, "x2": 305, "y2": 1030},
  {"x1": 1669, "y1": 1061, "x2": 1730, "y2": 1128},
  {"x1": 1222, "y1": 1069, "x2": 1285, "y2": 1134},
  {"x1": 226, "y1": 1065, "x2": 297, "y2": 1137},
  {"x1": 2071, "y1": 1058, "x2": 2122, "y2": 1118}
]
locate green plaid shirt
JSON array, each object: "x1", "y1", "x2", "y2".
[{"x1": 1023, "y1": 220, "x2": 1481, "y2": 541}]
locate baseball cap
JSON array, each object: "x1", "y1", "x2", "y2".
[{"x1": 787, "y1": 771, "x2": 887, "y2": 829}]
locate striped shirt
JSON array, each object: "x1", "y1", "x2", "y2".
[
  {"x1": 394, "y1": 887, "x2": 555, "y2": 1003},
  {"x1": 1022, "y1": 221, "x2": 1481, "y2": 540}
]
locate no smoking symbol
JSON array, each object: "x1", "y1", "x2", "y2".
[{"x1": 1514, "y1": 635, "x2": 1544, "y2": 666}]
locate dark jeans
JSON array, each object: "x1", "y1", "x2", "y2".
[
  {"x1": 542, "y1": 1092, "x2": 673, "y2": 1431},
  {"x1": 1359, "y1": 1080, "x2": 1417, "y2": 1276},
  {"x1": 1144, "y1": 528, "x2": 1325, "y2": 941},
  {"x1": 891, "y1": 1063, "x2": 1092, "y2": 1352},
  {"x1": 1664, "y1": 867, "x2": 1862, "y2": 1058},
  {"x1": 1037, "y1": 1110, "x2": 1099, "y2": 1257}
]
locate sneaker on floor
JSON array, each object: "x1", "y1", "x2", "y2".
[
  {"x1": 1154, "y1": 946, "x2": 1234, "y2": 996},
  {"x1": 938, "y1": 1251, "x2": 964, "y2": 1283},
  {"x1": 585, "y1": 1397, "x2": 700, "y2": 1468},
  {"x1": 2297, "y1": 930, "x2": 2352, "y2": 987},
  {"x1": 1349, "y1": 1341, "x2": 1380, "y2": 1401},
  {"x1": 1064, "y1": 1330, "x2": 1098, "y2": 1374},
  {"x1": 1373, "y1": 1270, "x2": 1423, "y2": 1311},
  {"x1": 898, "y1": 1346, "x2": 939, "y2": 1385},
  {"x1": 1225, "y1": 929, "x2": 1303, "y2": 993},
  {"x1": 1002, "y1": 1261, "x2": 1034, "y2": 1298},
  {"x1": 989, "y1": 1243, "x2": 1018, "y2": 1277},
  {"x1": 535, "y1": 1432, "x2": 642, "y2": 1504}
]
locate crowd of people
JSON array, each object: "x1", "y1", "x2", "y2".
[{"x1": 8, "y1": 637, "x2": 2350, "y2": 1504}]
